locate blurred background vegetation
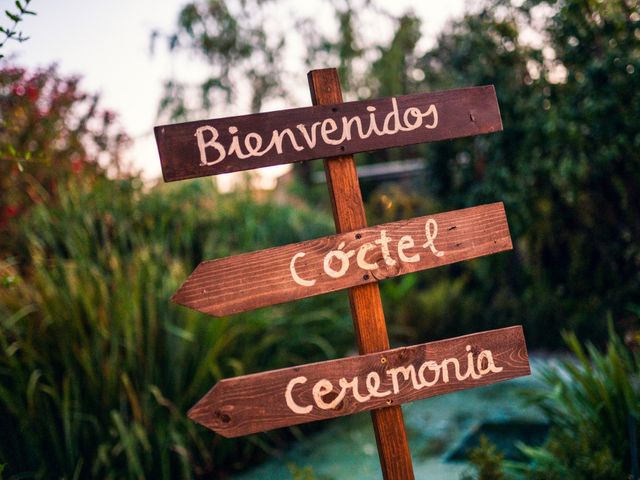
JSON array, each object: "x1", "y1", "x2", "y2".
[{"x1": 1, "y1": 0, "x2": 639, "y2": 478}]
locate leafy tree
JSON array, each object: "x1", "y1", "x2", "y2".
[
  {"x1": 154, "y1": 0, "x2": 288, "y2": 120},
  {"x1": 409, "y1": 0, "x2": 640, "y2": 346},
  {"x1": 0, "y1": 64, "x2": 130, "y2": 252},
  {"x1": 0, "y1": 0, "x2": 35, "y2": 58},
  {"x1": 155, "y1": 0, "x2": 426, "y2": 120},
  {"x1": 158, "y1": 0, "x2": 640, "y2": 347}
]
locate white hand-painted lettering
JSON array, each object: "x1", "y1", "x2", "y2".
[
  {"x1": 195, "y1": 126, "x2": 226, "y2": 166},
  {"x1": 194, "y1": 97, "x2": 439, "y2": 166},
  {"x1": 375, "y1": 230, "x2": 396, "y2": 266},
  {"x1": 320, "y1": 118, "x2": 341, "y2": 145},
  {"x1": 422, "y1": 104, "x2": 438, "y2": 129},
  {"x1": 285, "y1": 376, "x2": 312, "y2": 414},
  {"x1": 283, "y1": 346, "x2": 503, "y2": 414},
  {"x1": 323, "y1": 242, "x2": 355, "y2": 279},
  {"x1": 289, "y1": 219, "x2": 445, "y2": 286},
  {"x1": 356, "y1": 243, "x2": 379, "y2": 270},
  {"x1": 397, "y1": 235, "x2": 420, "y2": 263},
  {"x1": 365, "y1": 371, "x2": 392, "y2": 398},
  {"x1": 296, "y1": 122, "x2": 320, "y2": 148},
  {"x1": 423, "y1": 218, "x2": 444, "y2": 257},
  {"x1": 290, "y1": 252, "x2": 316, "y2": 287},
  {"x1": 312, "y1": 379, "x2": 345, "y2": 410}
]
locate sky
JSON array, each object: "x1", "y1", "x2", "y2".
[{"x1": 6, "y1": 0, "x2": 467, "y2": 188}]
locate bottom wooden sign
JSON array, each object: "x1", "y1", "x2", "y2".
[{"x1": 189, "y1": 326, "x2": 530, "y2": 438}]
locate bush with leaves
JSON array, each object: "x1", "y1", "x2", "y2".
[
  {"x1": 0, "y1": 0, "x2": 35, "y2": 58},
  {"x1": 0, "y1": 176, "x2": 353, "y2": 478},
  {"x1": 460, "y1": 436, "x2": 506, "y2": 480},
  {"x1": 511, "y1": 323, "x2": 639, "y2": 479},
  {"x1": 460, "y1": 323, "x2": 639, "y2": 480},
  {"x1": 0, "y1": 64, "x2": 130, "y2": 252}
]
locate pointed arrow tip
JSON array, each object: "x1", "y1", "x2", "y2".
[
  {"x1": 188, "y1": 385, "x2": 238, "y2": 438},
  {"x1": 169, "y1": 265, "x2": 227, "y2": 317}
]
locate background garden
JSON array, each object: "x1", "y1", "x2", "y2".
[{"x1": 1, "y1": 0, "x2": 639, "y2": 478}]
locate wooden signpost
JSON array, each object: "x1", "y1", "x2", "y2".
[
  {"x1": 156, "y1": 68, "x2": 530, "y2": 479},
  {"x1": 173, "y1": 202, "x2": 512, "y2": 316},
  {"x1": 155, "y1": 85, "x2": 501, "y2": 182},
  {"x1": 189, "y1": 326, "x2": 529, "y2": 438}
]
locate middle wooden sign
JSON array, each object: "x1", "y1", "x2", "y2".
[{"x1": 173, "y1": 202, "x2": 512, "y2": 316}]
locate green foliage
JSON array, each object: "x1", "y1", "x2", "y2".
[
  {"x1": 154, "y1": 0, "x2": 287, "y2": 119},
  {"x1": 287, "y1": 463, "x2": 315, "y2": 480},
  {"x1": 409, "y1": 0, "x2": 640, "y2": 347},
  {"x1": 510, "y1": 323, "x2": 639, "y2": 479},
  {"x1": 286, "y1": 462, "x2": 334, "y2": 480},
  {"x1": 460, "y1": 436, "x2": 506, "y2": 480},
  {"x1": 158, "y1": 0, "x2": 640, "y2": 348},
  {"x1": 0, "y1": 176, "x2": 352, "y2": 478},
  {"x1": 0, "y1": 0, "x2": 35, "y2": 58},
  {"x1": 460, "y1": 325, "x2": 639, "y2": 479},
  {"x1": 0, "y1": 64, "x2": 130, "y2": 251},
  {"x1": 370, "y1": 13, "x2": 422, "y2": 98}
]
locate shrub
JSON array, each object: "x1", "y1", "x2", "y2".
[
  {"x1": 460, "y1": 322, "x2": 639, "y2": 480},
  {"x1": 513, "y1": 322, "x2": 639, "y2": 479},
  {"x1": 0, "y1": 176, "x2": 352, "y2": 478},
  {"x1": 460, "y1": 436, "x2": 506, "y2": 480}
]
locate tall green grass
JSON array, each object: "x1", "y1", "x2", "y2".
[
  {"x1": 460, "y1": 323, "x2": 639, "y2": 480},
  {"x1": 513, "y1": 323, "x2": 640, "y2": 479},
  {"x1": 0, "y1": 176, "x2": 352, "y2": 478}
]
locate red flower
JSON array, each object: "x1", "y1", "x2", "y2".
[
  {"x1": 5, "y1": 205, "x2": 19, "y2": 218},
  {"x1": 26, "y1": 84, "x2": 39, "y2": 102},
  {"x1": 71, "y1": 159, "x2": 84, "y2": 174},
  {"x1": 12, "y1": 84, "x2": 26, "y2": 97}
]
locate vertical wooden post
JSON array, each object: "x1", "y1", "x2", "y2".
[{"x1": 308, "y1": 68, "x2": 415, "y2": 480}]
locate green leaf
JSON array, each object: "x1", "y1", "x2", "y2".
[{"x1": 5, "y1": 10, "x2": 20, "y2": 22}]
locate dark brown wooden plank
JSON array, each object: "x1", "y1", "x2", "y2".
[
  {"x1": 308, "y1": 68, "x2": 414, "y2": 480},
  {"x1": 188, "y1": 326, "x2": 530, "y2": 438},
  {"x1": 172, "y1": 202, "x2": 512, "y2": 317},
  {"x1": 155, "y1": 85, "x2": 502, "y2": 182}
]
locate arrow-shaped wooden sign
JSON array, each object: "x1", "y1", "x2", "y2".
[
  {"x1": 154, "y1": 85, "x2": 501, "y2": 182},
  {"x1": 188, "y1": 326, "x2": 529, "y2": 438},
  {"x1": 172, "y1": 202, "x2": 512, "y2": 316}
]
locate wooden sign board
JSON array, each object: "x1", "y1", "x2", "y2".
[
  {"x1": 155, "y1": 85, "x2": 502, "y2": 182},
  {"x1": 172, "y1": 202, "x2": 512, "y2": 316},
  {"x1": 188, "y1": 326, "x2": 529, "y2": 438},
  {"x1": 158, "y1": 68, "x2": 524, "y2": 480}
]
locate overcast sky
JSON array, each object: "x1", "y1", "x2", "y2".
[{"x1": 7, "y1": 0, "x2": 466, "y2": 187}]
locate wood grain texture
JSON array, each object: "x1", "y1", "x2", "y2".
[
  {"x1": 171, "y1": 202, "x2": 513, "y2": 317},
  {"x1": 155, "y1": 84, "x2": 502, "y2": 182},
  {"x1": 309, "y1": 68, "x2": 414, "y2": 480},
  {"x1": 188, "y1": 326, "x2": 530, "y2": 438}
]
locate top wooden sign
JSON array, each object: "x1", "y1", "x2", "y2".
[{"x1": 155, "y1": 85, "x2": 502, "y2": 182}]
